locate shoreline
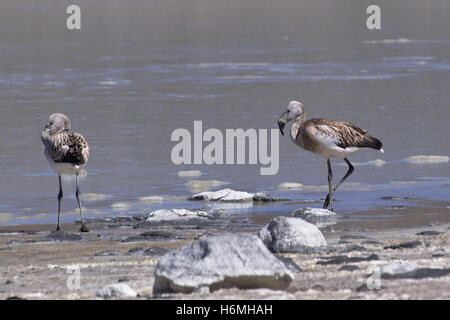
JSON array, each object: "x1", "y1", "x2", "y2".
[{"x1": 0, "y1": 206, "x2": 449, "y2": 300}]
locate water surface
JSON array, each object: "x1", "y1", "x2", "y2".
[{"x1": 0, "y1": 0, "x2": 449, "y2": 228}]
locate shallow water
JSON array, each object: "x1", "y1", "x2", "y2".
[{"x1": 0, "y1": 0, "x2": 449, "y2": 227}]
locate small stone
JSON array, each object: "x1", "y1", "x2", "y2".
[
  {"x1": 148, "y1": 208, "x2": 213, "y2": 220},
  {"x1": 189, "y1": 188, "x2": 254, "y2": 202},
  {"x1": 339, "y1": 265, "x2": 360, "y2": 272},
  {"x1": 384, "y1": 241, "x2": 421, "y2": 250},
  {"x1": 291, "y1": 207, "x2": 338, "y2": 228},
  {"x1": 380, "y1": 261, "x2": 420, "y2": 277},
  {"x1": 380, "y1": 261, "x2": 450, "y2": 279},
  {"x1": 121, "y1": 231, "x2": 183, "y2": 242},
  {"x1": 144, "y1": 247, "x2": 170, "y2": 256},
  {"x1": 137, "y1": 287, "x2": 154, "y2": 298},
  {"x1": 416, "y1": 231, "x2": 443, "y2": 236},
  {"x1": 96, "y1": 283, "x2": 137, "y2": 299},
  {"x1": 140, "y1": 231, "x2": 176, "y2": 239},
  {"x1": 125, "y1": 247, "x2": 146, "y2": 256},
  {"x1": 339, "y1": 245, "x2": 367, "y2": 253},
  {"x1": 361, "y1": 240, "x2": 381, "y2": 245},
  {"x1": 95, "y1": 250, "x2": 121, "y2": 256},
  {"x1": 252, "y1": 192, "x2": 278, "y2": 202},
  {"x1": 189, "y1": 188, "x2": 279, "y2": 202},
  {"x1": 292, "y1": 207, "x2": 336, "y2": 219},
  {"x1": 259, "y1": 216, "x2": 327, "y2": 253}
]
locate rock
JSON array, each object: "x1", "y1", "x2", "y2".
[
  {"x1": 338, "y1": 265, "x2": 360, "y2": 272},
  {"x1": 189, "y1": 188, "x2": 278, "y2": 202},
  {"x1": 380, "y1": 261, "x2": 421, "y2": 277},
  {"x1": 144, "y1": 247, "x2": 170, "y2": 256},
  {"x1": 136, "y1": 208, "x2": 248, "y2": 230},
  {"x1": 117, "y1": 277, "x2": 130, "y2": 282},
  {"x1": 252, "y1": 192, "x2": 279, "y2": 202},
  {"x1": 361, "y1": 240, "x2": 381, "y2": 245},
  {"x1": 190, "y1": 188, "x2": 254, "y2": 202},
  {"x1": 44, "y1": 231, "x2": 82, "y2": 242},
  {"x1": 258, "y1": 216, "x2": 327, "y2": 253},
  {"x1": 384, "y1": 241, "x2": 422, "y2": 250},
  {"x1": 137, "y1": 286, "x2": 154, "y2": 298},
  {"x1": 147, "y1": 208, "x2": 213, "y2": 220},
  {"x1": 125, "y1": 246, "x2": 171, "y2": 257},
  {"x1": 380, "y1": 262, "x2": 450, "y2": 279},
  {"x1": 291, "y1": 207, "x2": 338, "y2": 228},
  {"x1": 317, "y1": 254, "x2": 379, "y2": 265},
  {"x1": 416, "y1": 231, "x2": 443, "y2": 236},
  {"x1": 153, "y1": 233, "x2": 293, "y2": 294},
  {"x1": 126, "y1": 247, "x2": 146, "y2": 256},
  {"x1": 95, "y1": 250, "x2": 121, "y2": 256},
  {"x1": 292, "y1": 207, "x2": 336, "y2": 219},
  {"x1": 136, "y1": 209, "x2": 215, "y2": 229},
  {"x1": 96, "y1": 283, "x2": 137, "y2": 299},
  {"x1": 122, "y1": 230, "x2": 184, "y2": 242},
  {"x1": 141, "y1": 231, "x2": 181, "y2": 239}
]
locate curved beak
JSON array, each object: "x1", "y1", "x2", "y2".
[{"x1": 277, "y1": 112, "x2": 288, "y2": 136}]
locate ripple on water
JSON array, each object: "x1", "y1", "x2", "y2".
[{"x1": 405, "y1": 155, "x2": 449, "y2": 164}]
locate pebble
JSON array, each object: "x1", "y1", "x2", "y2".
[{"x1": 96, "y1": 283, "x2": 137, "y2": 299}]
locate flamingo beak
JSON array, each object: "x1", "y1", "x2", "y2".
[{"x1": 277, "y1": 112, "x2": 288, "y2": 136}]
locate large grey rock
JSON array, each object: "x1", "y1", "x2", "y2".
[
  {"x1": 96, "y1": 283, "x2": 137, "y2": 299},
  {"x1": 153, "y1": 233, "x2": 293, "y2": 294},
  {"x1": 189, "y1": 188, "x2": 277, "y2": 202},
  {"x1": 259, "y1": 216, "x2": 327, "y2": 253}
]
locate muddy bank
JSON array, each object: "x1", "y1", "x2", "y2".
[{"x1": 0, "y1": 210, "x2": 449, "y2": 300}]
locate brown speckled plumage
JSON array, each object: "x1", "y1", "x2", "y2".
[
  {"x1": 300, "y1": 118, "x2": 382, "y2": 151},
  {"x1": 278, "y1": 100, "x2": 383, "y2": 211},
  {"x1": 42, "y1": 130, "x2": 89, "y2": 166},
  {"x1": 41, "y1": 113, "x2": 90, "y2": 232}
]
